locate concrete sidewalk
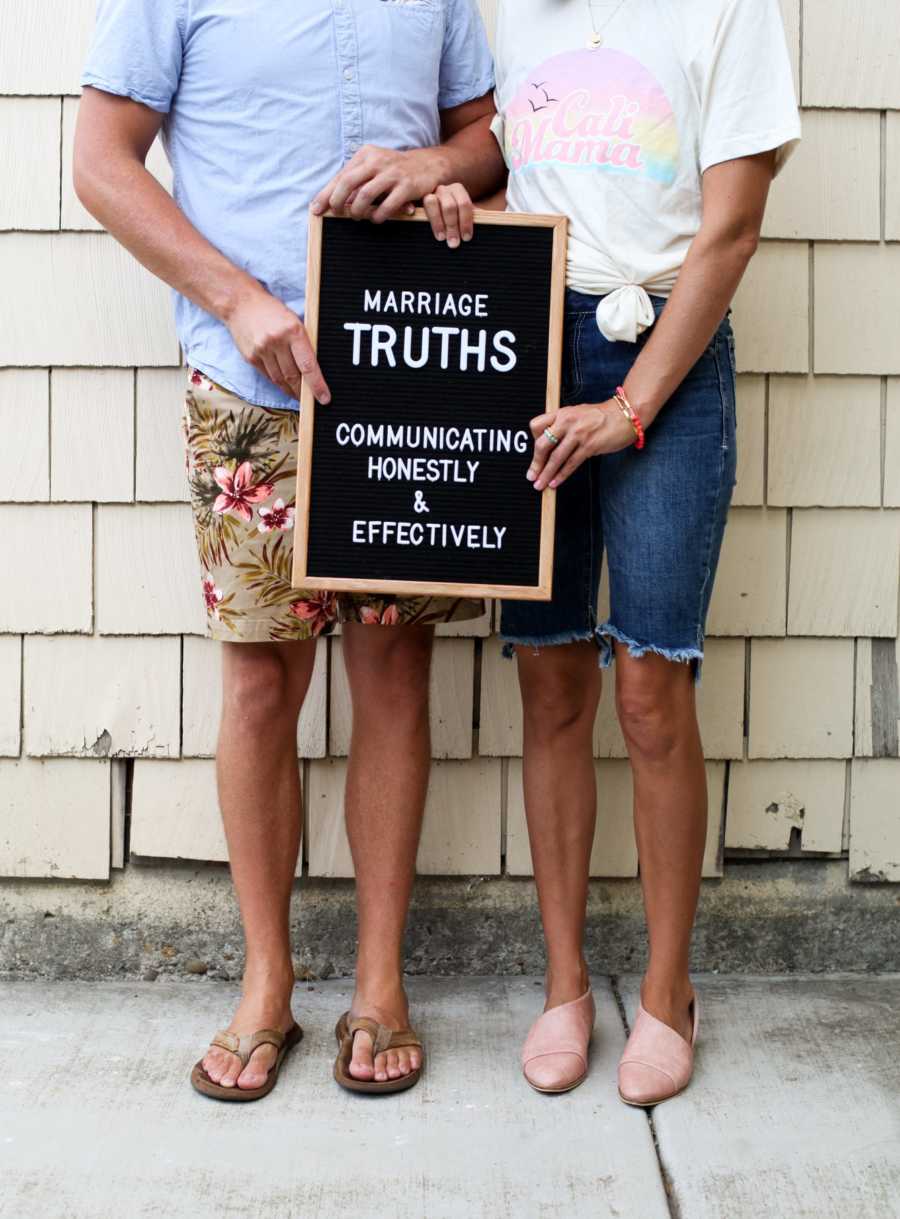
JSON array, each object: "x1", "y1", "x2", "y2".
[{"x1": 2, "y1": 975, "x2": 898, "y2": 1219}]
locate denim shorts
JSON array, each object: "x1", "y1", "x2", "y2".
[{"x1": 499, "y1": 289, "x2": 738, "y2": 679}]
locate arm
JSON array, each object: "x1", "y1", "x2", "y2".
[
  {"x1": 528, "y1": 151, "x2": 776, "y2": 491},
  {"x1": 311, "y1": 92, "x2": 506, "y2": 244},
  {"x1": 73, "y1": 88, "x2": 330, "y2": 403}
]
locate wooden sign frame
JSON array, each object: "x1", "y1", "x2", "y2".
[{"x1": 292, "y1": 207, "x2": 567, "y2": 600}]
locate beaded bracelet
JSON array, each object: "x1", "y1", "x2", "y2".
[{"x1": 614, "y1": 386, "x2": 646, "y2": 450}]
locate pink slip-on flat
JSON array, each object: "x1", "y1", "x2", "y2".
[
  {"x1": 617, "y1": 993, "x2": 700, "y2": 1107},
  {"x1": 521, "y1": 987, "x2": 596, "y2": 1094}
]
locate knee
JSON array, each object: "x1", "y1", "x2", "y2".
[
  {"x1": 615, "y1": 673, "x2": 682, "y2": 761},
  {"x1": 520, "y1": 666, "x2": 600, "y2": 740},
  {"x1": 346, "y1": 628, "x2": 432, "y2": 710},
  {"x1": 223, "y1": 647, "x2": 302, "y2": 728}
]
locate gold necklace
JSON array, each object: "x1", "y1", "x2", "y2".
[{"x1": 585, "y1": 0, "x2": 629, "y2": 50}]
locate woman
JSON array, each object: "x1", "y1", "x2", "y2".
[{"x1": 428, "y1": 0, "x2": 799, "y2": 1103}]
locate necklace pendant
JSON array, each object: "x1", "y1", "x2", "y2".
[{"x1": 587, "y1": 32, "x2": 603, "y2": 48}]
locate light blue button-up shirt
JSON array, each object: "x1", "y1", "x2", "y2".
[{"x1": 81, "y1": 0, "x2": 494, "y2": 408}]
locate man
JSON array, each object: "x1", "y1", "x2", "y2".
[{"x1": 75, "y1": 0, "x2": 503, "y2": 1098}]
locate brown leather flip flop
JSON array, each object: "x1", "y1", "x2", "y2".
[
  {"x1": 190, "y1": 1023, "x2": 303, "y2": 1102},
  {"x1": 333, "y1": 1012, "x2": 424, "y2": 1094}
]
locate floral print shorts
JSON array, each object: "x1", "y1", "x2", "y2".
[{"x1": 182, "y1": 369, "x2": 484, "y2": 642}]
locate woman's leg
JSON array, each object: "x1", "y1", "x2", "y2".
[
  {"x1": 516, "y1": 641, "x2": 603, "y2": 1008},
  {"x1": 614, "y1": 647, "x2": 706, "y2": 1042}
]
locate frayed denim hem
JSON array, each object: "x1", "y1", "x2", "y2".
[
  {"x1": 499, "y1": 629, "x2": 596, "y2": 659},
  {"x1": 596, "y1": 622, "x2": 705, "y2": 683}
]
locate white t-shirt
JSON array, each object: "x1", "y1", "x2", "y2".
[{"x1": 491, "y1": 0, "x2": 801, "y2": 341}]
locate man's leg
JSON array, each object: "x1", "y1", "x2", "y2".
[
  {"x1": 201, "y1": 639, "x2": 317, "y2": 1090},
  {"x1": 341, "y1": 623, "x2": 433, "y2": 1083}
]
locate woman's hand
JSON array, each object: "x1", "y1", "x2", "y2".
[
  {"x1": 423, "y1": 182, "x2": 475, "y2": 248},
  {"x1": 527, "y1": 401, "x2": 637, "y2": 491}
]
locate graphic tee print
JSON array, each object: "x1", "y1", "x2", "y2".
[
  {"x1": 504, "y1": 49, "x2": 679, "y2": 187},
  {"x1": 492, "y1": 0, "x2": 801, "y2": 342}
]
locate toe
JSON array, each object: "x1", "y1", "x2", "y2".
[
  {"x1": 220, "y1": 1056, "x2": 241, "y2": 1089},
  {"x1": 348, "y1": 1030, "x2": 376, "y2": 1081},
  {"x1": 373, "y1": 1051, "x2": 389, "y2": 1082},
  {"x1": 395, "y1": 1049, "x2": 410, "y2": 1077},
  {"x1": 237, "y1": 1044, "x2": 277, "y2": 1090},
  {"x1": 385, "y1": 1050, "x2": 401, "y2": 1080},
  {"x1": 203, "y1": 1048, "x2": 235, "y2": 1085}
]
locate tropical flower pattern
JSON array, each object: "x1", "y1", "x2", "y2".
[
  {"x1": 213, "y1": 462, "x2": 275, "y2": 521},
  {"x1": 258, "y1": 497, "x2": 295, "y2": 533},
  {"x1": 182, "y1": 369, "x2": 484, "y2": 642}
]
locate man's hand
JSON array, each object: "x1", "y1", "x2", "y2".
[
  {"x1": 311, "y1": 144, "x2": 448, "y2": 225},
  {"x1": 225, "y1": 285, "x2": 330, "y2": 404},
  {"x1": 527, "y1": 402, "x2": 637, "y2": 491}
]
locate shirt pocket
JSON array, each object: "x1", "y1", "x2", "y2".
[
  {"x1": 374, "y1": 0, "x2": 443, "y2": 93},
  {"x1": 380, "y1": 0, "x2": 440, "y2": 23}
]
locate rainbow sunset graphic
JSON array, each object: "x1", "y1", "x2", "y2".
[{"x1": 504, "y1": 48, "x2": 680, "y2": 186}]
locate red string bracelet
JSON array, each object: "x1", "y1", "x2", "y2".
[{"x1": 614, "y1": 386, "x2": 646, "y2": 450}]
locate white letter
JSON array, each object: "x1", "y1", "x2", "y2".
[
  {"x1": 403, "y1": 326, "x2": 430, "y2": 369},
  {"x1": 352, "y1": 521, "x2": 365, "y2": 542},
  {"x1": 490, "y1": 330, "x2": 518, "y2": 372},
  {"x1": 336, "y1": 422, "x2": 350, "y2": 445},
  {"x1": 370, "y1": 324, "x2": 397, "y2": 367},
  {"x1": 474, "y1": 294, "x2": 489, "y2": 317},
  {"x1": 344, "y1": 322, "x2": 371, "y2": 365},
  {"x1": 363, "y1": 290, "x2": 382, "y2": 312},
  {"x1": 432, "y1": 326, "x2": 460, "y2": 369},
  {"x1": 459, "y1": 328, "x2": 488, "y2": 372}
]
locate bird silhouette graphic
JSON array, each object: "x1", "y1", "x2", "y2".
[{"x1": 528, "y1": 81, "x2": 559, "y2": 112}]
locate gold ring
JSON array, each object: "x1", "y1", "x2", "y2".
[{"x1": 543, "y1": 427, "x2": 559, "y2": 446}]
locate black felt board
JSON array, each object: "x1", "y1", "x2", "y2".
[{"x1": 293, "y1": 209, "x2": 566, "y2": 599}]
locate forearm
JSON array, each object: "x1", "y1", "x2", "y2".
[
  {"x1": 432, "y1": 115, "x2": 507, "y2": 203},
  {"x1": 476, "y1": 185, "x2": 508, "y2": 211},
  {"x1": 622, "y1": 229, "x2": 757, "y2": 425},
  {"x1": 75, "y1": 157, "x2": 260, "y2": 324}
]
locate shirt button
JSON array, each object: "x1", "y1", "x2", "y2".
[
  {"x1": 343, "y1": 68, "x2": 354, "y2": 81},
  {"x1": 349, "y1": 141, "x2": 359, "y2": 152}
]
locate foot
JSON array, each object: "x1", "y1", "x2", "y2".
[
  {"x1": 522, "y1": 986, "x2": 596, "y2": 1093},
  {"x1": 347, "y1": 986, "x2": 422, "y2": 1084},
  {"x1": 544, "y1": 960, "x2": 591, "y2": 1012},
  {"x1": 639, "y1": 976, "x2": 695, "y2": 1044},
  {"x1": 201, "y1": 968, "x2": 296, "y2": 1091}
]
